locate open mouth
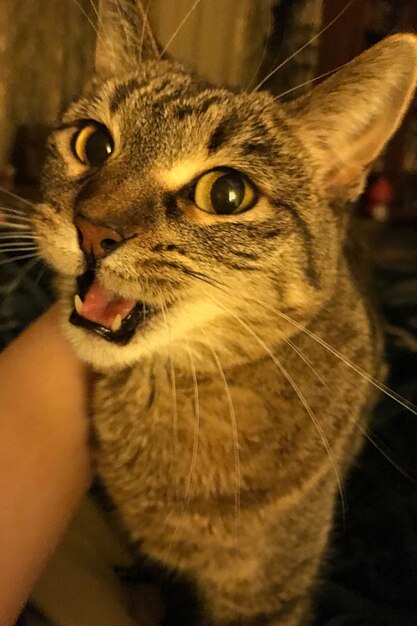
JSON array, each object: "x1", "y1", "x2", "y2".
[{"x1": 69, "y1": 270, "x2": 150, "y2": 345}]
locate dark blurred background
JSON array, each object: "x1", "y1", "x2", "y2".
[{"x1": 1, "y1": 2, "x2": 417, "y2": 625}]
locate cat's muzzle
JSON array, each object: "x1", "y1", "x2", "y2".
[{"x1": 69, "y1": 269, "x2": 150, "y2": 345}]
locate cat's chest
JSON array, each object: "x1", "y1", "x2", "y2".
[{"x1": 91, "y1": 362, "x2": 276, "y2": 503}]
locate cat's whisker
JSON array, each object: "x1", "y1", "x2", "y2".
[
  {"x1": 34, "y1": 265, "x2": 48, "y2": 287},
  {"x1": 273, "y1": 307, "x2": 417, "y2": 418},
  {"x1": 183, "y1": 340, "x2": 201, "y2": 511},
  {"x1": 206, "y1": 292, "x2": 347, "y2": 519},
  {"x1": 72, "y1": 0, "x2": 99, "y2": 36},
  {"x1": 0, "y1": 225, "x2": 34, "y2": 235},
  {"x1": 160, "y1": 297, "x2": 180, "y2": 497},
  {"x1": 0, "y1": 246, "x2": 38, "y2": 253},
  {"x1": 86, "y1": 0, "x2": 101, "y2": 27},
  {"x1": 135, "y1": 0, "x2": 159, "y2": 60},
  {"x1": 253, "y1": 0, "x2": 356, "y2": 93},
  {"x1": 0, "y1": 186, "x2": 35, "y2": 209},
  {"x1": 115, "y1": 0, "x2": 132, "y2": 51},
  {"x1": 245, "y1": 0, "x2": 273, "y2": 92},
  {"x1": 0, "y1": 227, "x2": 35, "y2": 235},
  {"x1": 74, "y1": 0, "x2": 118, "y2": 70},
  {"x1": 230, "y1": 294, "x2": 417, "y2": 479},
  {"x1": 139, "y1": 0, "x2": 152, "y2": 61},
  {"x1": 274, "y1": 63, "x2": 350, "y2": 102},
  {"x1": 0, "y1": 241, "x2": 38, "y2": 252},
  {"x1": 160, "y1": 0, "x2": 202, "y2": 58},
  {"x1": 238, "y1": 293, "x2": 417, "y2": 481},
  {"x1": 0, "y1": 238, "x2": 38, "y2": 247},
  {"x1": 193, "y1": 274, "x2": 417, "y2": 422},
  {"x1": 284, "y1": 336, "x2": 328, "y2": 388},
  {"x1": 0, "y1": 234, "x2": 39, "y2": 241},
  {"x1": 0, "y1": 217, "x2": 33, "y2": 229},
  {"x1": 0, "y1": 224, "x2": 34, "y2": 234},
  {"x1": 167, "y1": 340, "x2": 201, "y2": 554},
  {"x1": 0, "y1": 257, "x2": 41, "y2": 301},
  {"x1": 206, "y1": 341, "x2": 241, "y2": 536},
  {"x1": 357, "y1": 423, "x2": 415, "y2": 483},
  {"x1": 0, "y1": 253, "x2": 39, "y2": 266},
  {"x1": 0, "y1": 207, "x2": 33, "y2": 221}
]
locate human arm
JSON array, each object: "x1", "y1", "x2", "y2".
[{"x1": 0, "y1": 305, "x2": 91, "y2": 625}]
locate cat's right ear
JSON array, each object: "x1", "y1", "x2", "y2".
[{"x1": 95, "y1": 0, "x2": 160, "y2": 77}]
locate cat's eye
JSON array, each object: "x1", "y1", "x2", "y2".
[
  {"x1": 193, "y1": 169, "x2": 257, "y2": 215},
  {"x1": 72, "y1": 123, "x2": 114, "y2": 167}
]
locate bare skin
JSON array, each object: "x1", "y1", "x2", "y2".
[{"x1": 0, "y1": 305, "x2": 90, "y2": 626}]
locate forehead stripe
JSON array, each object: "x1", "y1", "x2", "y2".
[
  {"x1": 110, "y1": 77, "x2": 142, "y2": 113},
  {"x1": 110, "y1": 76, "x2": 185, "y2": 114},
  {"x1": 274, "y1": 199, "x2": 319, "y2": 289},
  {"x1": 207, "y1": 114, "x2": 238, "y2": 154},
  {"x1": 174, "y1": 95, "x2": 225, "y2": 121}
]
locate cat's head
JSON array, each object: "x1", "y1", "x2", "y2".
[{"x1": 33, "y1": 0, "x2": 417, "y2": 371}]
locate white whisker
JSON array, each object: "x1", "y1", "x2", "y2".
[
  {"x1": 167, "y1": 340, "x2": 201, "y2": 554},
  {"x1": 357, "y1": 423, "x2": 415, "y2": 483},
  {"x1": 206, "y1": 293, "x2": 347, "y2": 520},
  {"x1": 274, "y1": 63, "x2": 349, "y2": 101},
  {"x1": 160, "y1": 297, "x2": 179, "y2": 497},
  {"x1": 0, "y1": 253, "x2": 39, "y2": 266},
  {"x1": 33, "y1": 264, "x2": 48, "y2": 287},
  {"x1": 139, "y1": 0, "x2": 152, "y2": 61},
  {"x1": 0, "y1": 207, "x2": 32, "y2": 221},
  {"x1": 245, "y1": 0, "x2": 273, "y2": 91},
  {"x1": 207, "y1": 342, "x2": 241, "y2": 534},
  {"x1": 0, "y1": 257, "x2": 41, "y2": 297},
  {"x1": 0, "y1": 234, "x2": 39, "y2": 241},
  {"x1": 253, "y1": 0, "x2": 356, "y2": 92},
  {"x1": 183, "y1": 340, "x2": 201, "y2": 510},
  {"x1": 160, "y1": 0, "x2": 202, "y2": 58},
  {"x1": 0, "y1": 246, "x2": 38, "y2": 253},
  {"x1": 0, "y1": 220, "x2": 32, "y2": 233},
  {"x1": 0, "y1": 187, "x2": 35, "y2": 208},
  {"x1": 73, "y1": 0, "x2": 99, "y2": 36},
  {"x1": 284, "y1": 336, "x2": 328, "y2": 388},
  {"x1": 135, "y1": 0, "x2": 159, "y2": 60},
  {"x1": 204, "y1": 277, "x2": 417, "y2": 420},
  {"x1": 273, "y1": 307, "x2": 417, "y2": 418}
]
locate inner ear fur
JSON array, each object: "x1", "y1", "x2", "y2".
[
  {"x1": 286, "y1": 34, "x2": 417, "y2": 200},
  {"x1": 95, "y1": 0, "x2": 160, "y2": 78}
]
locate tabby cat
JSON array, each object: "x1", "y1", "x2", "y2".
[{"x1": 30, "y1": 1, "x2": 417, "y2": 624}]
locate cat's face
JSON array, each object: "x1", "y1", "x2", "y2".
[
  {"x1": 32, "y1": 2, "x2": 417, "y2": 371},
  {"x1": 35, "y1": 61, "x2": 335, "y2": 370}
]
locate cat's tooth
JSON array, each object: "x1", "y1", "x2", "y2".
[
  {"x1": 111, "y1": 314, "x2": 122, "y2": 333},
  {"x1": 74, "y1": 294, "x2": 83, "y2": 316}
]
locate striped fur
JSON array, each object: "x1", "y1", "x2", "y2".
[{"x1": 32, "y1": 3, "x2": 417, "y2": 624}]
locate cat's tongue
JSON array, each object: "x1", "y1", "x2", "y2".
[{"x1": 81, "y1": 280, "x2": 135, "y2": 328}]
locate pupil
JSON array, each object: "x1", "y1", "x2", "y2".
[
  {"x1": 210, "y1": 174, "x2": 244, "y2": 215},
  {"x1": 85, "y1": 127, "x2": 113, "y2": 166}
]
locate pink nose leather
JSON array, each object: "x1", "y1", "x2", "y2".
[{"x1": 74, "y1": 215, "x2": 124, "y2": 260}]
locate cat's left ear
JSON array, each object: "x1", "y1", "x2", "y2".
[
  {"x1": 286, "y1": 35, "x2": 417, "y2": 200},
  {"x1": 95, "y1": 0, "x2": 160, "y2": 77}
]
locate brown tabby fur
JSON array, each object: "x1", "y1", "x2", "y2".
[{"x1": 32, "y1": 2, "x2": 417, "y2": 624}]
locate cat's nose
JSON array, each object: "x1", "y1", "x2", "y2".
[{"x1": 74, "y1": 215, "x2": 125, "y2": 261}]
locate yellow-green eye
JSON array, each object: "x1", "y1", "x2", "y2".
[
  {"x1": 193, "y1": 169, "x2": 257, "y2": 215},
  {"x1": 72, "y1": 123, "x2": 114, "y2": 167}
]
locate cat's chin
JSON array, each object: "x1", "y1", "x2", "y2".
[{"x1": 58, "y1": 297, "x2": 152, "y2": 370}]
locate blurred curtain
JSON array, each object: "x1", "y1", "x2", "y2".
[
  {"x1": 0, "y1": 0, "x2": 97, "y2": 182},
  {"x1": 260, "y1": 0, "x2": 323, "y2": 98},
  {"x1": 0, "y1": 0, "x2": 274, "y2": 174}
]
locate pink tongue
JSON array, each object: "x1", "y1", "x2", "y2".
[{"x1": 81, "y1": 281, "x2": 136, "y2": 328}]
